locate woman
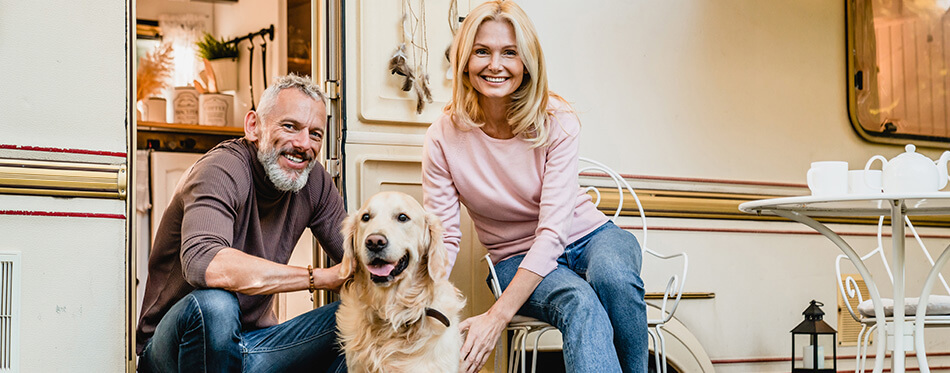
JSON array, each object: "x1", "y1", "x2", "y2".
[{"x1": 421, "y1": 1, "x2": 648, "y2": 373}]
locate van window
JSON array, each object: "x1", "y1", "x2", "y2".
[{"x1": 848, "y1": 0, "x2": 950, "y2": 145}]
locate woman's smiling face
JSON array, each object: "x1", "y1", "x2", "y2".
[{"x1": 466, "y1": 20, "x2": 524, "y2": 103}]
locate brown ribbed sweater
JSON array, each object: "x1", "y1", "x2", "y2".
[{"x1": 135, "y1": 138, "x2": 346, "y2": 354}]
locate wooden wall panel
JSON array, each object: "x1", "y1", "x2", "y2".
[{"x1": 874, "y1": 15, "x2": 950, "y2": 137}]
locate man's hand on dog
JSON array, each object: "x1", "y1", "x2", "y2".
[{"x1": 319, "y1": 263, "x2": 348, "y2": 292}]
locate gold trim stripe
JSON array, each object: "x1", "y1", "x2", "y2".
[
  {"x1": 589, "y1": 188, "x2": 950, "y2": 227},
  {"x1": 645, "y1": 292, "x2": 715, "y2": 300},
  {"x1": 0, "y1": 158, "x2": 127, "y2": 200}
]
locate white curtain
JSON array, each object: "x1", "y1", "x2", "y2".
[{"x1": 158, "y1": 14, "x2": 209, "y2": 87}]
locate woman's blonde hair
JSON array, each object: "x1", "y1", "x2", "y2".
[{"x1": 447, "y1": 0, "x2": 555, "y2": 148}]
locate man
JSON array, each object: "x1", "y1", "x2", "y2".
[{"x1": 136, "y1": 74, "x2": 348, "y2": 373}]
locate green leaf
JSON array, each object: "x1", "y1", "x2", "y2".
[{"x1": 195, "y1": 33, "x2": 239, "y2": 60}]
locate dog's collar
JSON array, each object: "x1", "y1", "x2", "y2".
[{"x1": 425, "y1": 307, "x2": 450, "y2": 327}]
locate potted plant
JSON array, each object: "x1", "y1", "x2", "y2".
[{"x1": 196, "y1": 33, "x2": 239, "y2": 92}]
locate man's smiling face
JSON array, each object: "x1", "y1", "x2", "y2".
[{"x1": 248, "y1": 88, "x2": 326, "y2": 192}]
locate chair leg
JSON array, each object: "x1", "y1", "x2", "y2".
[
  {"x1": 861, "y1": 324, "x2": 877, "y2": 373},
  {"x1": 856, "y1": 325, "x2": 867, "y2": 373},
  {"x1": 520, "y1": 330, "x2": 529, "y2": 373},
  {"x1": 529, "y1": 327, "x2": 556, "y2": 373},
  {"x1": 509, "y1": 329, "x2": 524, "y2": 373},
  {"x1": 495, "y1": 330, "x2": 506, "y2": 373},
  {"x1": 648, "y1": 328, "x2": 660, "y2": 373},
  {"x1": 505, "y1": 330, "x2": 521, "y2": 373},
  {"x1": 530, "y1": 331, "x2": 542, "y2": 373},
  {"x1": 656, "y1": 324, "x2": 668, "y2": 373}
]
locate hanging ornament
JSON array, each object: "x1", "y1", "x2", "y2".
[
  {"x1": 388, "y1": 43, "x2": 414, "y2": 92},
  {"x1": 388, "y1": 0, "x2": 434, "y2": 114}
]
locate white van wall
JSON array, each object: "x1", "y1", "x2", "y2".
[
  {"x1": 0, "y1": 0, "x2": 941, "y2": 370},
  {"x1": 0, "y1": 1, "x2": 128, "y2": 154},
  {"x1": 345, "y1": 1, "x2": 950, "y2": 371},
  {"x1": 522, "y1": 1, "x2": 950, "y2": 369},
  {"x1": 524, "y1": 1, "x2": 949, "y2": 368},
  {"x1": 0, "y1": 0, "x2": 129, "y2": 371},
  {"x1": 525, "y1": 0, "x2": 914, "y2": 177}
]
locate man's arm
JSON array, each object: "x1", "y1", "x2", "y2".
[
  {"x1": 308, "y1": 168, "x2": 348, "y2": 263},
  {"x1": 204, "y1": 248, "x2": 346, "y2": 295}
]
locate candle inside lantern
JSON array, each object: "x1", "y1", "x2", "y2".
[{"x1": 803, "y1": 345, "x2": 825, "y2": 369}]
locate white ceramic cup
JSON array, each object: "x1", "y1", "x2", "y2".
[
  {"x1": 848, "y1": 169, "x2": 883, "y2": 194},
  {"x1": 807, "y1": 161, "x2": 849, "y2": 196},
  {"x1": 142, "y1": 97, "x2": 166, "y2": 122}
]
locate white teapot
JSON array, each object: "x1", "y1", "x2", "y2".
[{"x1": 864, "y1": 144, "x2": 950, "y2": 193}]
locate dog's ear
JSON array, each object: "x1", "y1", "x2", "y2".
[
  {"x1": 423, "y1": 212, "x2": 449, "y2": 280},
  {"x1": 339, "y1": 211, "x2": 359, "y2": 280}
]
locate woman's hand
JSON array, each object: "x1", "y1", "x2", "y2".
[
  {"x1": 459, "y1": 310, "x2": 509, "y2": 373},
  {"x1": 459, "y1": 268, "x2": 543, "y2": 372}
]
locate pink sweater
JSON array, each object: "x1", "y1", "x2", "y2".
[{"x1": 422, "y1": 102, "x2": 608, "y2": 277}]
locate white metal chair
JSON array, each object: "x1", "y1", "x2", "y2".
[
  {"x1": 484, "y1": 253, "x2": 557, "y2": 373},
  {"x1": 484, "y1": 157, "x2": 689, "y2": 373},
  {"x1": 836, "y1": 216, "x2": 950, "y2": 373}
]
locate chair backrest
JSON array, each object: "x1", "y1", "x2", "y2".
[
  {"x1": 483, "y1": 157, "x2": 660, "y2": 302},
  {"x1": 836, "y1": 216, "x2": 950, "y2": 321},
  {"x1": 578, "y1": 157, "x2": 648, "y2": 247},
  {"x1": 905, "y1": 216, "x2": 950, "y2": 296},
  {"x1": 837, "y1": 217, "x2": 895, "y2": 321},
  {"x1": 484, "y1": 253, "x2": 503, "y2": 300},
  {"x1": 577, "y1": 157, "x2": 688, "y2": 323},
  {"x1": 483, "y1": 157, "x2": 690, "y2": 323}
]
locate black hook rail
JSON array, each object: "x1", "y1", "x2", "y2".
[{"x1": 226, "y1": 24, "x2": 275, "y2": 46}]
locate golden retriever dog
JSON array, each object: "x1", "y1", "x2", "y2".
[{"x1": 337, "y1": 191, "x2": 465, "y2": 373}]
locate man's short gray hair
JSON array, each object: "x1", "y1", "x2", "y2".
[{"x1": 255, "y1": 73, "x2": 328, "y2": 120}]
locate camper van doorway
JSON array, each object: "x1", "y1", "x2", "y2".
[{"x1": 130, "y1": 1, "x2": 324, "y2": 371}]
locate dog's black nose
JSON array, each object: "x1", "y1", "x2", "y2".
[{"x1": 365, "y1": 234, "x2": 388, "y2": 252}]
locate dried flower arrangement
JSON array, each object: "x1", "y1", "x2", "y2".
[{"x1": 136, "y1": 43, "x2": 174, "y2": 101}]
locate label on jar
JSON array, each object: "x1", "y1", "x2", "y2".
[
  {"x1": 199, "y1": 94, "x2": 232, "y2": 126},
  {"x1": 173, "y1": 87, "x2": 199, "y2": 124}
]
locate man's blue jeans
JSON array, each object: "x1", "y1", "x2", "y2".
[
  {"x1": 492, "y1": 221, "x2": 648, "y2": 373},
  {"x1": 138, "y1": 289, "x2": 346, "y2": 373}
]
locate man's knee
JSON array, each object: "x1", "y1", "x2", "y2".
[
  {"x1": 143, "y1": 290, "x2": 242, "y2": 372},
  {"x1": 181, "y1": 289, "x2": 241, "y2": 339},
  {"x1": 187, "y1": 289, "x2": 240, "y2": 316}
]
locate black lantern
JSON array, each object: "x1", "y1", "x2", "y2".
[{"x1": 791, "y1": 300, "x2": 837, "y2": 372}]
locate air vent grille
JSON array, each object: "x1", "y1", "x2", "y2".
[{"x1": 0, "y1": 253, "x2": 20, "y2": 372}]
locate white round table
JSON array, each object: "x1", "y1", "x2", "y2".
[{"x1": 740, "y1": 193, "x2": 950, "y2": 373}]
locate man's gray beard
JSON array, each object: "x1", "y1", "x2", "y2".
[{"x1": 258, "y1": 147, "x2": 316, "y2": 192}]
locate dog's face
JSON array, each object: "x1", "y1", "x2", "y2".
[{"x1": 340, "y1": 191, "x2": 448, "y2": 286}]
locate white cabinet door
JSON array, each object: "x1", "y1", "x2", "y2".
[
  {"x1": 140, "y1": 151, "x2": 203, "y2": 312},
  {"x1": 149, "y1": 151, "x2": 204, "y2": 239}
]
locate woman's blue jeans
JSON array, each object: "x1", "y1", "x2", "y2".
[
  {"x1": 492, "y1": 221, "x2": 648, "y2": 373},
  {"x1": 138, "y1": 289, "x2": 346, "y2": 373}
]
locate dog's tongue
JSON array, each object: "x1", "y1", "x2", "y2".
[{"x1": 367, "y1": 263, "x2": 394, "y2": 277}]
